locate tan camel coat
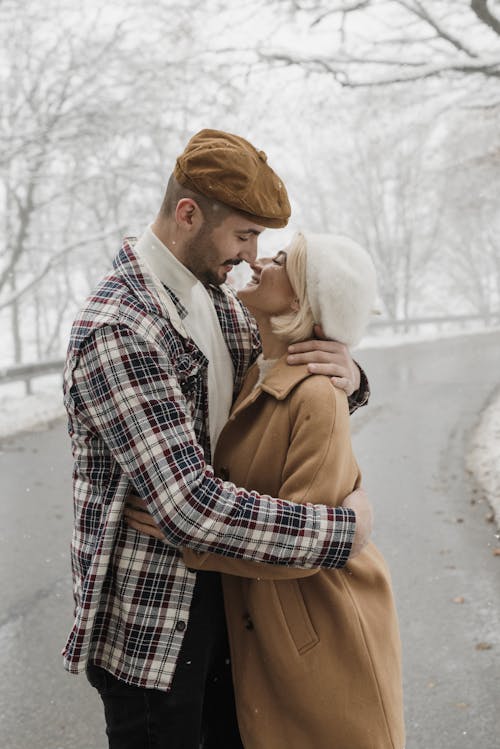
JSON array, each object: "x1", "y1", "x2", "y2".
[{"x1": 183, "y1": 356, "x2": 405, "y2": 749}]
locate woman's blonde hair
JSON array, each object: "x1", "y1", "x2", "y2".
[{"x1": 271, "y1": 232, "x2": 315, "y2": 344}]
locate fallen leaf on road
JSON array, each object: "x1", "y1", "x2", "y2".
[
  {"x1": 493, "y1": 548, "x2": 500, "y2": 556},
  {"x1": 455, "y1": 703, "x2": 469, "y2": 709},
  {"x1": 452, "y1": 596, "x2": 465, "y2": 604},
  {"x1": 475, "y1": 642, "x2": 493, "y2": 651}
]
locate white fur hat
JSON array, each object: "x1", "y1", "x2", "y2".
[{"x1": 304, "y1": 232, "x2": 377, "y2": 347}]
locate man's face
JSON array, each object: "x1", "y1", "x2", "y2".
[{"x1": 184, "y1": 212, "x2": 265, "y2": 286}]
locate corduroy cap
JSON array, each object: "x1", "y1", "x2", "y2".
[{"x1": 174, "y1": 129, "x2": 291, "y2": 228}]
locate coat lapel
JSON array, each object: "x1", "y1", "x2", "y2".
[{"x1": 227, "y1": 355, "x2": 312, "y2": 422}]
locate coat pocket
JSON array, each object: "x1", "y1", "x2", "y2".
[{"x1": 274, "y1": 580, "x2": 319, "y2": 655}]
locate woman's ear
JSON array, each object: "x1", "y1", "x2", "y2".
[{"x1": 290, "y1": 298, "x2": 300, "y2": 312}]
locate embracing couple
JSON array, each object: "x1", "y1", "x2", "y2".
[{"x1": 63, "y1": 129, "x2": 405, "y2": 748}]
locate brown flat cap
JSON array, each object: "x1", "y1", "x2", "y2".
[{"x1": 174, "y1": 129, "x2": 291, "y2": 228}]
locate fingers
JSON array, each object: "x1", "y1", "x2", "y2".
[
  {"x1": 126, "y1": 495, "x2": 148, "y2": 511},
  {"x1": 288, "y1": 351, "x2": 347, "y2": 366},
  {"x1": 126, "y1": 517, "x2": 165, "y2": 540},
  {"x1": 123, "y1": 507, "x2": 157, "y2": 528},
  {"x1": 288, "y1": 339, "x2": 348, "y2": 356},
  {"x1": 293, "y1": 353, "x2": 352, "y2": 380},
  {"x1": 331, "y1": 376, "x2": 355, "y2": 396},
  {"x1": 124, "y1": 496, "x2": 167, "y2": 541}
]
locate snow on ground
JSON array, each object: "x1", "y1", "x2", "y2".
[
  {"x1": 0, "y1": 328, "x2": 499, "y2": 527},
  {"x1": 467, "y1": 389, "x2": 500, "y2": 528},
  {"x1": 0, "y1": 374, "x2": 65, "y2": 442}
]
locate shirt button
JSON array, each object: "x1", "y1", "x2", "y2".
[
  {"x1": 175, "y1": 621, "x2": 187, "y2": 632},
  {"x1": 243, "y1": 613, "x2": 254, "y2": 631}
]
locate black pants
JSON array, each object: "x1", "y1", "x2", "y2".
[{"x1": 86, "y1": 572, "x2": 243, "y2": 749}]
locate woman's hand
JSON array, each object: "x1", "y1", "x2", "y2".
[
  {"x1": 286, "y1": 324, "x2": 361, "y2": 396},
  {"x1": 123, "y1": 495, "x2": 166, "y2": 540}
]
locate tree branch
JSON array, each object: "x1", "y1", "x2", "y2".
[
  {"x1": 0, "y1": 230, "x2": 119, "y2": 312},
  {"x1": 310, "y1": 1, "x2": 371, "y2": 27},
  {"x1": 257, "y1": 48, "x2": 500, "y2": 84},
  {"x1": 396, "y1": 0, "x2": 479, "y2": 58},
  {"x1": 470, "y1": 0, "x2": 500, "y2": 37}
]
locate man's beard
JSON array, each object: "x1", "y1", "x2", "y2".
[{"x1": 183, "y1": 222, "x2": 227, "y2": 287}]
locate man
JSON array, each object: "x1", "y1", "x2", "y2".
[{"x1": 63, "y1": 129, "x2": 373, "y2": 748}]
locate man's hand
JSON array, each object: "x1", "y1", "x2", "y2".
[
  {"x1": 341, "y1": 487, "x2": 373, "y2": 558},
  {"x1": 124, "y1": 495, "x2": 166, "y2": 541},
  {"x1": 287, "y1": 324, "x2": 361, "y2": 396}
]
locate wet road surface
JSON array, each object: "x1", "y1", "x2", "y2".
[{"x1": 1, "y1": 331, "x2": 499, "y2": 748}]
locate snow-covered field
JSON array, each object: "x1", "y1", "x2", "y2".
[{"x1": 1, "y1": 329, "x2": 498, "y2": 525}]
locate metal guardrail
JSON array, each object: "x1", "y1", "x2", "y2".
[
  {"x1": 0, "y1": 359, "x2": 64, "y2": 395},
  {"x1": 369, "y1": 313, "x2": 500, "y2": 331},
  {"x1": 1, "y1": 314, "x2": 499, "y2": 395}
]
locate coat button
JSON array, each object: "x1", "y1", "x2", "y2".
[
  {"x1": 243, "y1": 612, "x2": 254, "y2": 631},
  {"x1": 219, "y1": 466, "x2": 229, "y2": 481},
  {"x1": 175, "y1": 620, "x2": 186, "y2": 632}
]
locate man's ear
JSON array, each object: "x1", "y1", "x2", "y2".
[{"x1": 175, "y1": 198, "x2": 202, "y2": 230}]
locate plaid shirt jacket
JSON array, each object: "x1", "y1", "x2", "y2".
[{"x1": 62, "y1": 239, "x2": 368, "y2": 691}]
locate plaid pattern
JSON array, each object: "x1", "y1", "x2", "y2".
[{"x1": 62, "y1": 239, "x2": 363, "y2": 691}]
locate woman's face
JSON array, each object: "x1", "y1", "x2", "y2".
[{"x1": 237, "y1": 250, "x2": 296, "y2": 315}]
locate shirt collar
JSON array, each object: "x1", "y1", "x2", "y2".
[{"x1": 134, "y1": 225, "x2": 198, "y2": 296}]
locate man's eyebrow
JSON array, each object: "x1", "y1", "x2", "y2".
[{"x1": 235, "y1": 228, "x2": 262, "y2": 236}]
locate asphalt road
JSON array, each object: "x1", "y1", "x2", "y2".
[{"x1": 1, "y1": 331, "x2": 499, "y2": 749}]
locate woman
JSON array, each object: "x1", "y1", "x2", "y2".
[{"x1": 132, "y1": 232, "x2": 405, "y2": 748}]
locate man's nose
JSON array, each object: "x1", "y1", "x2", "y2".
[
  {"x1": 249, "y1": 259, "x2": 263, "y2": 273},
  {"x1": 238, "y1": 237, "x2": 259, "y2": 264}
]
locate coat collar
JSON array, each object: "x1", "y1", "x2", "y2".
[
  {"x1": 229, "y1": 354, "x2": 311, "y2": 421},
  {"x1": 260, "y1": 355, "x2": 311, "y2": 400}
]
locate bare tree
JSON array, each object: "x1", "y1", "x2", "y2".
[
  {"x1": 0, "y1": 2, "x2": 137, "y2": 361},
  {"x1": 437, "y1": 107, "x2": 500, "y2": 315},
  {"x1": 255, "y1": 1, "x2": 500, "y2": 87}
]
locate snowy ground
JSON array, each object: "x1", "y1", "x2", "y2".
[
  {"x1": 1, "y1": 328, "x2": 499, "y2": 525},
  {"x1": 466, "y1": 389, "x2": 500, "y2": 528},
  {"x1": 0, "y1": 374, "x2": 65, "y2": 441}
]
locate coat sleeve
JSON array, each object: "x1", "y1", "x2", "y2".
[{"x1": 182, "y1": 377, "x2": 359, "y2": 579}]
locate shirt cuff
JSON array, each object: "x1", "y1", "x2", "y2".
[
  {"x1": 314, "y1": 506, "x2": 356, "y2": 569},
  {"x1": 348, "y1": 362, "x2": 370, "y2": 414}
]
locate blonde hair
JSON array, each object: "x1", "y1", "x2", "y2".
[{"x1": 271, "y1": 232, "x2": 315, "y2": 344}]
